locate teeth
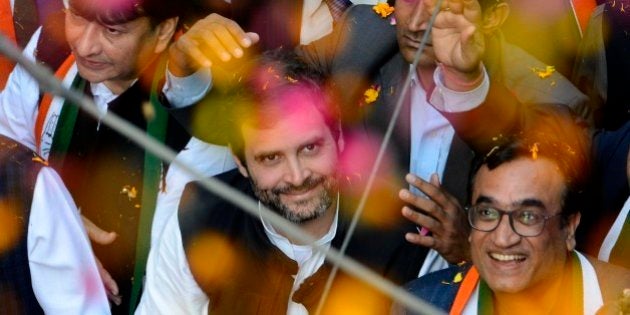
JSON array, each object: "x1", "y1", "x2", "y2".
[{"x1": 490, "y1": 253, "x2": 525, "y2": 262}]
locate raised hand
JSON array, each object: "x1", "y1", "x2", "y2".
[
  {"x1": 398, "y1": 173, "x2": 471, "y2": 264},
  {"x1": 168, "y1": 14, "x2": 260, "y2": 77},
  {"x1": 425, "y1": 0, "x2": 485, "y2": 80}
]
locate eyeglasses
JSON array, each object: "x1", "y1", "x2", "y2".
[{"x1": 467, "y1": 205, "x2": 562, "y2": 237}]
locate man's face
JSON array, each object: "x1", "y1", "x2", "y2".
[
  {"x1": 470, "y1": 157, "x2": 579, "y2": 293},
  {"x1": 65, "y1": 8, "x2": 165, "y2": 94},
  {"x1": 239, "y1": 95, "x2": 340, "y2": 224},
  {"x1": 395, "y1": 0, "x2": 437, "y2": 67}
]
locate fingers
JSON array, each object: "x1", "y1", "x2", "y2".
[
  {"x1": 402, "y1": 173, "x2": 460, "y2": 216},
  {"x1": 169, "y1": 13, "x2": 259, "y2": 76},
  {"x1": 82, "y1": 215, "x2": 117, "y2": 245},
  {"x1": 96, "y1": 256, "x2": 121, "y2": 306},
  {"x1": 405, "y1": 230, "x2": 437, "y2": 248},
  {"x1": 402, "y1": 206, "x2": 439, "y2": 232},
  {"x1": 399, "y1": 173, "x2": 470, "y2": 262}
]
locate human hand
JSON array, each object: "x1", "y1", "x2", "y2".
[
  {"x1": 398, "y1": 173, "x2": 470, "y2": 264},
  {"x1": 81, "y1": 215, "x2": 121, "y2": 306},
  {"x1": 425, "y1": 0, "x2": 485, "y2": 85},
  {"x1": 168, "y1": 13, "x2": 260, "y2": 77}
]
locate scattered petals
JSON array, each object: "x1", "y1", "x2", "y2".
[
  {"x1": 363, "y1": 85, "x2": 381, "y2": 105},
  {"x1": 531, "y1": 65, "x2": 555, "y2": 79},
  {"x1": 529, "y1": 143, "x2": 539, "y2": 160},
  {"x1": 31, "y1": 156, "x2": 49, "y2": 166},
  {"x1": 453, "y1": 272, "x2": 463, "y2": 283},
  {"x1": 373, "y1": 2, "x2": 394, "y2": 18},
  {"x1": 120, "y1": 185, "x2": 138, "y2": 200}
]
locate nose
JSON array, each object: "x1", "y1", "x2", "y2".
[
  {"x1": 490, "y1": 214, "x2": 521, "y2": 247},
  {"x1": 284, "y1": 157, "x2": 311, "y2": 187},
  {"x1": 407, "y1": 1, "x2": 429, "y2": 32},
  {"x1": 73, "y1": 23, "x2": 102, "y2": 57}
]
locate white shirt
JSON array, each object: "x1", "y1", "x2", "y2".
[
  {"x1": 136, "y1": 198, "x2": 339, "y2": 315},
  {"x1": 410, "y1": 65, "x2": 490, "y2": 276},
  {"x1": 29, "y1": 167, "x2": 110, "y2": 314},
  {"x1": 151, "y1": 137, "x2": 236, "y2": 246},
  {"x1": 599, "y1": 195, "x2": 630, "y2": 261}
]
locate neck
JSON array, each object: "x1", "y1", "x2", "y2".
[
  {"x1": 415, "y1": 65, "x2": 436, "y2": 90},
  {"x1": 493, "y1": 254, "x2": 574, "y2": 314},
  {"x1": 102, "y1": 79, "x2": 136, "y2": 95}
]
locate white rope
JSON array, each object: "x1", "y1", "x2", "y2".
[{"x1": 0, "y1": 34, "x2": 444, "y2": 314}]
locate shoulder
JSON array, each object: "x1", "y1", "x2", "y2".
[
  {"x1": 403, "y1": 264, "x2": 472, "y2": 313},
  {"x1": 178, "y1": 169, "x2": 253, "y2": 244},
  {"x1": 179, "y1": 169, "x2": 250, "y2": 211},
  {"x1": 497, "y1": 37, "x2": 588, "y2": 109},
  {"x1": 334, "y1": 4, "x2": 398, "y2": 66},
  {"x1": 588, "y1": 256, "x2": 630, "y2": 303}
]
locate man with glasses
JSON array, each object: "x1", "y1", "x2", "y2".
[{"x1": 398, "y1": 107, "x2": 630, "y2": 314}]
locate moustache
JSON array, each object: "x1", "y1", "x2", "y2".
[{"x1": 272, "y1": 176, "x2": 326, "y2": 195}]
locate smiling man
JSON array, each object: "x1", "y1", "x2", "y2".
[
  {"x1": 136, "y1": 50, "x2": 423, "y2": 314},
  {"x1": 400, "y1": 109, "x2": 630, "y2": 314}
]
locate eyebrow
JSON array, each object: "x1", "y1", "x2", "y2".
[
  {"x1": 474, "y1": 195, "x2": 547, "y2": 210},
  {"x1": 252, "y1": 135, "x2": 326, "y2": 160}
]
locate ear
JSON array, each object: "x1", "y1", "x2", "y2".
[
  {"x1": 232, "y1": 152, "x2": 250, "y2": 178},
  {"x1": 481, "y1": 3, "x2": 510, "y2": 34},
  {"x1": 153, "y1": 17, "x2": 179, "y2": 54},
  {"x1": 565, "y1": 212, "x2": 581, "y2": 251}
]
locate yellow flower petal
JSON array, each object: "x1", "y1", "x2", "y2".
[
  {"x1": 453, "y1": 272, "x2": 463, "y2": 283},
  {"x1": 363, "y1": 85, "x2": 381, "y2": 105},
  {"x1": 373, "y1": 2, "x2": 395, "y2": 18},
  {"x1": 31, "y1": 156, "x2": 49, "y2": 166},
  {"x1": 531, "y1": 65, "x2": 555, "y2": 79},
  {"x1": 529, "y1": 143, "x2": 539, "y2": 160}
]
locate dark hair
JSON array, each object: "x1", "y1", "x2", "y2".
[
  {"x1": 67, "y1": 0, "x2": 183, "y2": 27},
  {"x1": 471, "y1": 104, "x2": 591, "y2": 220},
  {"x1": 199, "y1": 49, "x2": 340, "y2": 165}
]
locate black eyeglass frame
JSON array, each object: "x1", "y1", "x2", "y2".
[{"x1": 466, "y1": 205, "x2": 563, "y2": 237}]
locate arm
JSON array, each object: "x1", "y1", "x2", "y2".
[
  {"x1": 161, "y1": 13, "x2": 260, "y2": 135},
  {"x1": 0, "y1": 27, "x2": 43, "y2": 151},
  {"x1": 135, "y1": 211, "x2": 209, "y2": 315},
  {"x1": 28, "y1": 167, "x2": 110, "y2": 314},
  {"x1": 419, "y1": 0, "x2": 525, "y2": 153}
]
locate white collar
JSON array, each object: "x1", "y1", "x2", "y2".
[{"x1": 258, "y1": 192, "x2": 339, "y2": 250}]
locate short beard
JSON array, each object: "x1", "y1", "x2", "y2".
[{"x1": 250, "y1": 175, "x2": 337, "y2": 224}]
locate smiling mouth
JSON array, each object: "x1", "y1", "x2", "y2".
[{"x1": 489, "y1": 253, "x2": 526, "y2": 262}]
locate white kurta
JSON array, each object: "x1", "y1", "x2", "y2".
[{"x1": 28, "y1": 167, "x2": 110, "y2": 314}]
